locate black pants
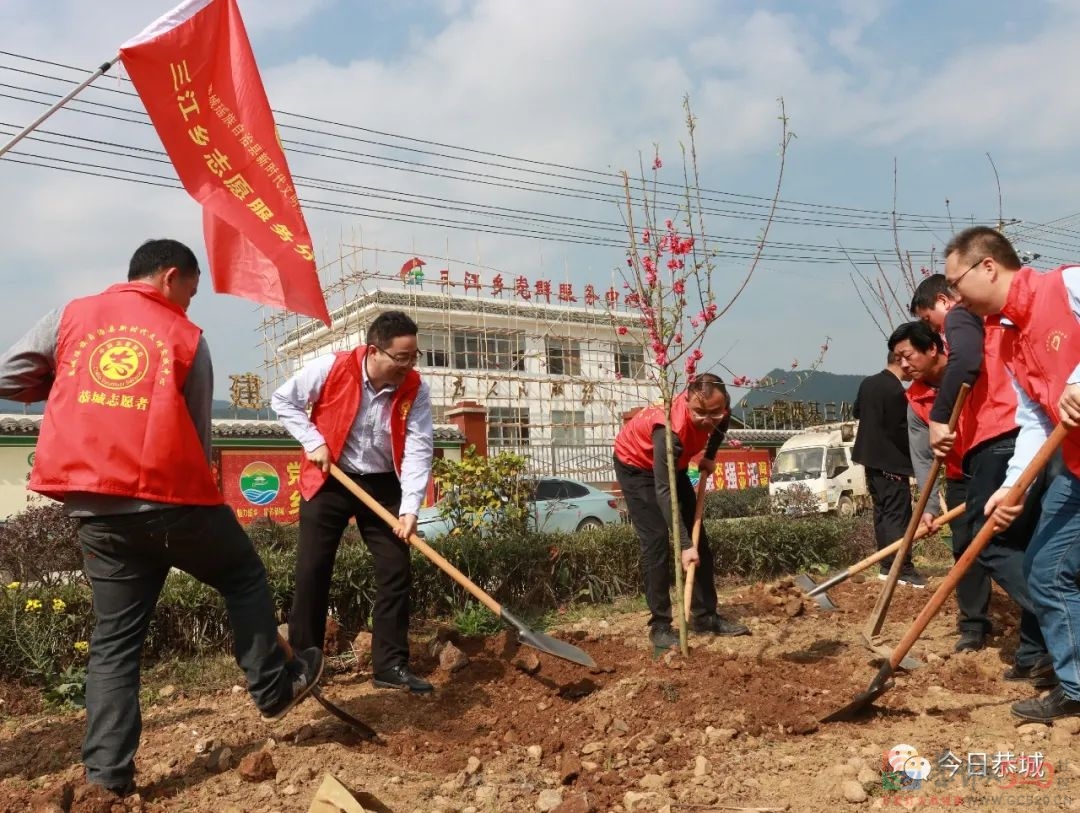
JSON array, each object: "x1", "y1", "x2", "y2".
[
  {"x1": 614, "y1": 456, "x2": 718, "y2": 628},
  {"x1": 866, "y1": 469, "x2": 913, "y2": 570},
  {"x1": 945, "y1": 477, "x2": 992, "y2": 634},
  {"x1": 962, "y1": 435, "x2": 1048, "y2": 667},
  {"x1": 79, "y1": 506, "x2": 290, "y2": 790},
  {"x1": 290, "y1": 471, "x2": 410, "y2": 673}
]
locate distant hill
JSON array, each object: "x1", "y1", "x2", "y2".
[
  {"x1": 0, "y1": 399, "x2": 268, "y2": 420},
  {"x1": 733, "y1": 368, "x2": 864, "y2": 415}
]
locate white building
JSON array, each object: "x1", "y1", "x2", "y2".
[{"x1": 271, "y1": 287, "x2": 660, "y2": 456}]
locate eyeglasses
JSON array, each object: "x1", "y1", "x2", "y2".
[
  {"x1": 689, "y1": 403, "x2": 728, "y2": 422},
  {"x1": 374, "y1": 345, "x2": 421, "y2": 367},
  {"x1": 947, "y1": 257, "x2": 986, "y2": 295}
]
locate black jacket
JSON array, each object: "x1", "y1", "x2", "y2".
[{"x1": 851, "y1": 369, "x2": 913, "y2": 476}]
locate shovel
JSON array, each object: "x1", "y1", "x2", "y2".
[
  {"x1": 795, "y1": 503, "x2": 966, "y2": 610},
  {"x1": 861, "y1": 384, "x2": 969, "y2": 669},
  {"x1": 682, "y1": 474, "x2": 710, "y2": 623},
  {"x1": 276, "y1": 633, "x2": 379, "y2": 741},
  {"x1": 330, "y1": 465, "x2": 596, "y2": 669},
  {"x1": 822, "y1": 423, "x2": 1066, "y2": 723}
]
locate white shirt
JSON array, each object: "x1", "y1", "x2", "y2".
[{"x1": 271, "y1": 352, "x2": 434, "y2": 516}]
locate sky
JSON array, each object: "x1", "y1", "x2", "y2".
[{"x1": 3, "y1": 0, "x2": 1080, "y2": 400}]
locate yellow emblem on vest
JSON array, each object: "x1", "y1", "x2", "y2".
[
  {"x1": 399, "y1": 400, "x2": 413, "y2": 420},
  {"x1": 89, "y1": 338, "x2": 149, "y2": 390},
  {"x1": 1047, "y1": 330, "x2": 1067, "y2": 352}
]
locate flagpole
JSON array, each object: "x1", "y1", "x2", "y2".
[{"x1": 0, "y1": 56, "x2": 120, "y2": 160}]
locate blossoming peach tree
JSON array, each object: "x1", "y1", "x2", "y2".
[{"x1": 617, "y1": 97, "x2": 793, "y2": 654}]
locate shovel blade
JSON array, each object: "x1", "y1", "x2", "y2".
[
  {"x1": 820, "y1": 680, "x2": 892, "y2": 723},
  {"x1": 794, "y1": 573, "x2": 838, "y2": 611},
  {"x1": 502, "y1": 608, "x2": 597, "y2": 669},
  {"x1": 821, "y1": 663, "x2": 896, "y2": 723},
  {"x1": 312, "y1": 688, "x2": 379, "y2": 741},
  {"x1": 860, "y1": 631, "x2": 924, "y2": 670}
]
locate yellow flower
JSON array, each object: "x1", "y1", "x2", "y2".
[
  {"x1": 24, "y1": 599, "x2": 42, "y2": 613},
  {"x1": 52, "y1": 598, "x2": 66, "y2": 614},
  {"x1": 73, "y1": 641, "x2": 89, "y2": 655},
  {"x1": 5, "y1": 581, "x2": 19, "y2": 590}
]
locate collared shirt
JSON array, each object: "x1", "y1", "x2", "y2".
[
  {"x1": 271, "y1": 352, "x2": 434, "y2": 515},
  {"x1": 1002, "y1": 266, "x2": 1080, "y2": 487}
]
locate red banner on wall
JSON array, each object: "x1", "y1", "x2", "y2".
[
  {"x1": 219, "y1": 449, "x2": 304, "y2": 525},
  {"x1": 712, "y1": 449, "x2": 771, "y2": 490}
]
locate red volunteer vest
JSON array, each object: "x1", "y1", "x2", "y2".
[
  {"x1": 30, "y1": 283, "x2": 221, "y2": 505},
  {"x1": 906, "y1": 379, "x2": 963, "y2": 480},
  {"x1": 298, "y1": 346, "x2": 422, "y2": 500},
  {"x1": 957, "y1": 314, "x2": 1018, "y2": 454},
  {"x1": 614, "y1": 391, "x2": 719, "y2": 471},
  {"x1": 1000, "y1": 266, "x2": 1080, "y2": 478}
]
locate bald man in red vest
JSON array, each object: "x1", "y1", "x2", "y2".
[{"x1": 614, "y1": 374, "x2": 750, "y2": 651}]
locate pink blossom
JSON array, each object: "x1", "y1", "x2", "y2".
[
  {"x1": 617, "y1": 326, "x2": 628, "y2": 336},
  {"x1": 727, "y1": 437, "x2": 744, "y2": 448},
  {"x1": 642, "y1": 255, "x2": 656, "y2": 274},
  {"x1": 732, "y1": 375, "x2": 750, "y2": 387},
  {"x1": 615, "y1": 372, "x2": 623, "y2": 381},
  {"x1": 690, "y1": 316, "x2": 701, "y2": 328},
  {"x1": 665, "y1": 219, "x2": 674, "y2": 230},
  {"x1": 673, "y1": 333, "x2": 683, "y2": 344},
  {"x1": 653, "y1": 156, "x2": 662, "y2": 170},
  {"x1": 684, "y1": 348, "x2": 703, "y2": 376},
  {"x1": 671, "y1": 278, "x2": 685, "y2": 295},
  {"x1": 667, "y1": 258, "x2": 684, "y2": 272},
  {"x1": 642, "y1": 228, "x2": 651, "y2": 243},
  {"x1": 626, "y1": 257, "x2": 633, "y2": 267},
  {"x1": 655, "y1": 351, "x2": 668, "y2": 366}
]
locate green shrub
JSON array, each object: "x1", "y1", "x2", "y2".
[
  {"x1": 702, "y1": 487, "x2": 770, "y2": 519},
  {"x1": 0, "y1": 508, "x2": 867, "y2": 685}
]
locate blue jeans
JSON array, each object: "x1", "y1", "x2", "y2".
[
  {"x1": 1025, "y1": 471, "x2": 1080, "y2": 700},
  {"x1": 79, "y1": 505, "x2": 291, "y2": 790}
]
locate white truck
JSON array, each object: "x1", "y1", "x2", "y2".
[{"x1": 767, "y1": 422, "x2": 870, "y2": 517}]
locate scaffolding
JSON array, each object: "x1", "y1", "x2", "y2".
[{"x1": 258, "y1": 238, "x2": 661, "y2": 449}]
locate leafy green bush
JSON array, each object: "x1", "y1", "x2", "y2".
[
  {"x1": 432, "y1": 447, "x2": 535, "y2": 538},
  {"x1": 0, "y1": 508, "x2": 865, "y2": 685},
  {"x1": 702, "y1": 487, "x2": 770, "y2": 519}
]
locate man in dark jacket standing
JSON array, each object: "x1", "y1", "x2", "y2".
[{"x1": 852, "y1": 353, "x2": 924, "y2": 586}]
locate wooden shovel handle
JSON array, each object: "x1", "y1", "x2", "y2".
[
  {"x1": 329, "y1": 464, "x2": 502, "y2": 617},
  {"x1": 888, "y1": 423, "x2": 1068, "y2": 669},
  {"x1": 866, "y1": 383, "x2": 970, "y2": 637},
  {"x1": 683, "y1": 473, "x2": 710, "y2": 622},
  {"x1": 849, "y1": 502, "x2": 966, "y2": 575}
]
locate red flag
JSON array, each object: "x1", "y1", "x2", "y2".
[
  {"x1": 119, "y1": 0, "x2": 331, "y2": 326},
  {"x1": 399, "y1": 256, "x2": 425, "y2": 278}
]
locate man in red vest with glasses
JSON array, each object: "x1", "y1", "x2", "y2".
[
  {"x1": 943, "y1": 225, "x2": 1079, "y2": 721},
  {"x1": 614, "y1": 373, "x2": 750, "y2": 651},
  {"x1": 0, "y1": 239, "x2": 323, "y2": 799},
  {"x1": 889, "y1": 320, "x2": 1050, "y2": 682},
  {"x1": 272, "y1": 310, "x2": 434, "y2": 693}
]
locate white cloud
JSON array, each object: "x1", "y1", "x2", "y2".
[{"x1": 3, "y1": 0, "x2": 1080, "y2": 401}]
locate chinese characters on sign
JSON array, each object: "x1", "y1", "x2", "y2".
[{"x1": 119, "y1": 0, "x2": 330, "y2": 323}]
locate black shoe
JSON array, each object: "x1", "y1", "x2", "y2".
[
  {"x1": 690, "y1": 613, "x2": 751, "y2": 637},
  {"x1": 100, "y1": 780, "x2": 136, "y2": 798},
  {"x1": 373, "y1": 664, "x2": 433, "y2": 693},
  {"x1": 954, "y1": 631, "x2": 986, "y2": 653},
  {"x1": 261, "y1": 646, "x2": 324, "y2": 721},
  {"x1": 1011, "y1": 685, "x2": 1080, "y2": 722},
  {"x1": 898, "y1": 567, "x2": 927, "y2": 589},
  {"x1": 649, "y1": 624, "x2": 679, "y2": 650},
  {"x1": 1005, "y1": 654, "x2": 1059, "y2": 689}
]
